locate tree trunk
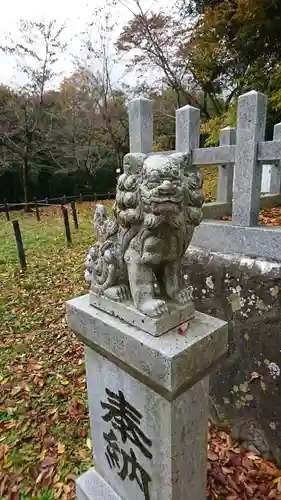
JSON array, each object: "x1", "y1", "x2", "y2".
[{"x1": 23, "y1": 156, "x2": 31, "y2": 212}]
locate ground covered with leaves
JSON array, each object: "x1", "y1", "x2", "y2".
[
  {"x1": 1, "y1": 201, "x2": 281, "y2": 499},
  {"x1": 221, "y1": 206, "x2": 281, "y2": 226}
]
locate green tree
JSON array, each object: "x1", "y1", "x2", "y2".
[
  {"x1": 180, "y1": 0, "x2": 281, "y2": 102},
  {"x1": 116, "y1": 0, "x2": 224, "y2": 118}
]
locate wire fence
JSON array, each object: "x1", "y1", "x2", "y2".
[
  {"x1": 2, "y1": 198, "x2": 103, "y2": 270},
  {"x1": 0, "y1": 191, "x2": 116, "y2": 212},
  {"x1": 1, "y1": 193, "x2": 116, "y2": 269}
]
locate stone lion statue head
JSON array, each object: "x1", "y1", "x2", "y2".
[{"x1": 114, "y1": 152, "x2": 203, "y2": 230}]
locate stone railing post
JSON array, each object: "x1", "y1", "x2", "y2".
[
  {"x1": 128, "y1": 98, "x2": 153, "y2": 153},
  {"x1": 66, "y1": 298, "x2": 227, "y2": 500},
  {"x1": 268, "y1": 123, "x2": 281, "y2": 194},
  {"x1": 176, "y1": 104, "x2": 200, "y2": 154},
  {"x1": 232, "y1": 91, "x2": 267, "y2": 226},
  {"x1": 217, "y1": 127, "x2": 236, "y2": 204}
]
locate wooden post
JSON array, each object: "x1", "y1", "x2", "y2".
[
  {"x1": 4, "y1": 199, "x2": 10, "y2": 221},
  {"x1": 71, "y1": 200, "x2": 79, "y2": 230},
  {"x1": 34, "y1": 198, "x2": 40, "y2": 221},
  {"x1": 61, "y1": 205, "x2": 72, "y2": 245},
  {"x1": 12, "y1": 220, "x2": 26, "y2": 270}
]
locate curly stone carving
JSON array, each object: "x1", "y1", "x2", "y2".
[{"x1": 85, "y1": 152, "x2": 204, "y2": 318}]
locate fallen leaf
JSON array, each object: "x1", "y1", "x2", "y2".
[
  {"x1": 178, "y1": 321, "x2": 189, "y2": 335},
  {"x1": 0, "y1": 444, "x2": 9, "y2": 459},
  {"x1": 63, "y1": 484, "x2": 71, "y2": 494},
  {"x1": 78, "y1": 428, "x2": 87, "y2": 438},
  {"x1": 65, "y1": 473, "x2": 77, "y2": 483},
  {"x1": 57, "y1": 442, "x2": 66, "y2": 454},
  {"x1": 245, "y1": 451, "x2": 261, "y2": 461},
  {"x1": 78, "y1": 449, "x2": 88, "y2": 460},
  {"x1": 53, "y1": 483, "x2": 63, "y2": 499},
  {"x1": 248, "y1": 371, "x2": 262, "y2": 383},
  {"x1": 260, "y1": 461, "x2": 281, "y2": 477},
  {"x1": 0, "y1": 376, "x2": 9, "y2": 384},
  {"x1": 11, "y1": 386, "x2": 21, "y2": 396},
  {"x1": 86, "y1": 437, "x2": 92, "y2": 450},
  {"x1": 35, "y1": 471, "x2": 46, "y2": 484},
  {"x1": 207, "y1": 450, "x2": 219, "y2": 461},
  {"x1": 60, "y1": 378, "x2": 69, "y2": 386},
  {"x1": 41, "y1": 456, "x2": 57, "y2": 468}
]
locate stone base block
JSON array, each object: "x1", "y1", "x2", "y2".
[
  {"x1": 77, "y1": 467, "x2": 121, "y2": 500},
  {"x1": 66, "y1": 295, "x2": 228, "y2": 500},
  {"x1": 89, "y1": 290, "x2": 195, "y2": 336}
]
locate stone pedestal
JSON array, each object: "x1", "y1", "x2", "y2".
[{"x1": 66, "y1": 294, "x2": 228, "y2": 500}]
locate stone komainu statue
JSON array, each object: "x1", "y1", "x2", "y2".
[{"x1": 85, "y1": 152, "x2": 204, "y2": 318}]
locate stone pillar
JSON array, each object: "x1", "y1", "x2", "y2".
[
  {"x1": 66, "y1": 295, "x2": 228, "y2": 500},
  {"x1": 216, "y1": 127, "x2": 236, "y2": 204},
  {"x1": 269, "y1": 123, "x2": 281, "y2": 194},
  {"x1": 128, "y1": 98, "x2": 153, "y2": 153},
  {"x1": 232, "y1": 91, "x2": 267, "y2": 226},
  {"x1": 175, "y1": 104, "x2": 200, "y2": 154}
]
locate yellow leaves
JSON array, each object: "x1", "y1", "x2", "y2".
[
  {"x1": 0, "y1": 375, "x2": 9, "y2": 384},
  {"x1": 39, "y1": 447, "x2": 46, "y2": 461},
  {"x1": 201, "y1": 166, "x2": 218, "y2": 203},
  {"x1": 2, "y1": 453, "x2": 13, "y2": 469},
  {"x1": 57, "y1": 442, "x2": 66, "y2": 454},
  {"x1": 273, "y1": 477, "x2": 281, "y2": 495},
  {"x1": 57, "y1": 374, "x2": 70, "y2": 385},
  {"x1": 60, "y1": 378, "x2": 70, "y2": 386},
  {"x1": 86, "y1": 437, "x2": 92, "y2": 450},
  {"x1": 274, "y1": 477, "x2": 281, "y2": 483}
]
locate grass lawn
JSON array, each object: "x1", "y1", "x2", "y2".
[{"x1": 0, "y1": 202, "x2": 109, "y2": 499}]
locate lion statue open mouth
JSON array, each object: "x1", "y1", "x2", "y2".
[{"x1": 85, "y1": 152, "x2": 204, "y2": 318}]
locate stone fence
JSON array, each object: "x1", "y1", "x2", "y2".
[{"x1": 129, "y1": 90, "x2": 281, "y2": 261}]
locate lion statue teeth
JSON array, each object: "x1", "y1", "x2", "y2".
[{"x1": 85, "y1": 152, "x2": 204, "y2": 318}]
